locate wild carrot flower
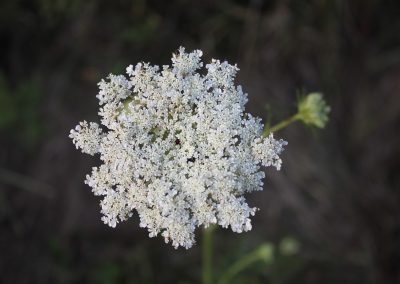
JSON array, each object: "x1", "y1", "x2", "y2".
[{"x1": 69, "y1": 47, "x2": 287, "y2": 249}]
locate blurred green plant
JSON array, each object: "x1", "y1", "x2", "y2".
[
  {"x1": 0, "y1": 75, "x2": 17, "y2": 129},
  {"x1": 0, "y1": 73, "x2": 43, "y2": 149},
  {"x1": 279, "y1": 237, "x2": 300, "y2": 256},
  {"x1": 120, "y1": 15, "x2": 160, "y2": 45},
  {"x1": 218, "y1": 243, "x2": 274, "y2": 284},
  {"x1": 201, "y1": 234, "x2": 303, "y2": 284},
  {"x1": 94, "y1": 262, "x2": 122, "y2": 284},
  {"x1": 38, "y1": 0, "x2": 82, "y2": 23}
]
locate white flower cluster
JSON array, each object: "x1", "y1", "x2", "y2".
[{"x1": 69, "y1": 47, "x2": 287, "y2": 249}]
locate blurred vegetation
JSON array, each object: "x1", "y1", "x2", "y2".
[
  {"x1": 1, "y1": 0, "x2": 400, "y2": 283},
  {"x1": 0, "y1": 74, "x2": 43, "y2": 149}
]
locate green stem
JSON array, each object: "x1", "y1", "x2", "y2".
[
  {"x1": 263, "y1": 114, "x2": 300, "y2": 136},
  {"x1": 203, "y1": 225, "x2": 216, "y2": 284},
  {"x1": 217, "y1": 244, "x2": 273, "y2": 284}
]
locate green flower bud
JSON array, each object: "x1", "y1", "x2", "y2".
[
  {"x1": 297, "y1": 92, "x2": 330, "y2": 128},
  {"x1": 279, "y1": 237, "x2": 300, "y2": 256},
  {"x1": 256, "y1": 243, "x2": 274, "y2": 263}
]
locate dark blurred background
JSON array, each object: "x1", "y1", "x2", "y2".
[{"x1": 1, "y1": 0, "x2": 400, "y2": 283}]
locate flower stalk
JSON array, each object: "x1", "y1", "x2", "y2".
[
  {"x1": 264, "y1": 114, "x2": 301, "y2": 136},
  {"x1": 202, "y1": 225, "x2": 216, "y2": 284},
  {"x1": 263, "y1": 92, "x2": 330, "y2": 136},
  {"x1": 217, "y1": 243, "x2": 273, "y2": 284}
]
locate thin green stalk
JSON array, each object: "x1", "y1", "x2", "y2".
[
  {"x1": 263, "y1": 114, "x2": 300, "y2": 136},
  {"x1": 217, "y1": 244, "x2": 273, "y2": 284},
  {"x1": 203, "y1": 225, "x2": 216, "y2": 284}
]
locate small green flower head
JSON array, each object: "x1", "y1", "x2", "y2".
[{"x1": 297, "y1": 92, "x2": 330, "y2": 128}]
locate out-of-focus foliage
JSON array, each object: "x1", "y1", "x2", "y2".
[{"x1": 0, "y1": 74, "x2": 43, "y2": 149}]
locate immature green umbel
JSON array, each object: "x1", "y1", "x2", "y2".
[{"x1": 297, "y1": 92, "x2": 330, "y2": 128}]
